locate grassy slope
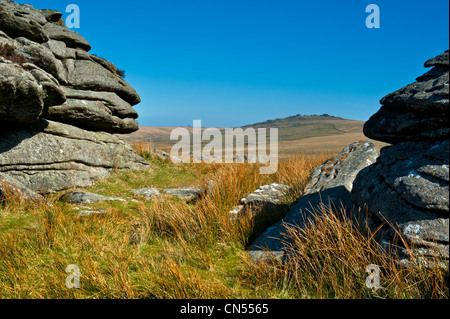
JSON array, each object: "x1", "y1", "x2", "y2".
[{"x1": 0, "y1": 143, "x2": 447, "y2": 299}]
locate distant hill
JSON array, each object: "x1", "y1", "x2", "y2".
[
  {"x1": 117, "y1": 114, "x2": 388, "y2": 156},
  {"x1": 241, "y1": 114, "x2": 363, "y2": 141}
]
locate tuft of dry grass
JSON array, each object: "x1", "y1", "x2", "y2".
[{"x1": 240, "y1": 204, "x2": 449, "y2": 299}]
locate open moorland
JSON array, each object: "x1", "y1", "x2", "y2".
[{"x1": 117, "y1": 115, "x2": 389, "y2": 158}]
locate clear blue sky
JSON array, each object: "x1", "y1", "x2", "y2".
[{"x1": 25, "y1": 0, "x2": 449, "y2": 127}]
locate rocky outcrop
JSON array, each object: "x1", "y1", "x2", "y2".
[
  {"x1": 0, "y1": 119, "x2": 148, "y2": 192},
  {"x1": 0, "y1": 2, "x2": 140, "y2": 133},
  {"x1": 248, "y1": 141, "x2": 379, "y2": 262},
  {"x1": 248, "y1": 51, "x2": 448, "y2": 267},
  {"x1": 0, "y1": 48, "x2": 64, "y2": 123},
  {"x1": 364, "y1": 50, "x2": 449, "y2": 144},
  {"x1": 353, "y1": 51, "x2": 449, "y2": 266},
  {"x1": 0, "y1": 3, "x2": 49, "y2": 43},
  {"x1": 0, "y1": 0, "x2": 148, "y2": 193},
  {"x1": 303, "y1": 141, "x2": 379, "y2": 196}
]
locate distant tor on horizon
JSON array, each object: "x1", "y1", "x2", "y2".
[{"x1": 117, "y1": 114, "x2": 388, "y2": 156}]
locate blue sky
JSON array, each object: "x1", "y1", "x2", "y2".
[{"x1": 25, "y1": 0, "x2": 449, "y2": 127}]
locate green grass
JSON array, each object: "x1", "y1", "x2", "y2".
[
  {"x1": 86, "y1": 160, "x2": 199, "y2": 199},
  {"x1": 0, "y1": 210, "x2": 34, "y2": 232}
]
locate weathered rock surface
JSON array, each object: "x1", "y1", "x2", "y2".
[
  {"x1": 353, "y1": 51, "x2": 449, "y2": 266},
  {"x1": 145, "y1": 148, "x2": 183, "y2": 164},
  {"x1": 0, "y1": 0, "x2": 149, "y2": 194},
  {"x1": 0, "y1": 172, "x2": 44, "y2": 202},
  {"x1": 0, "y1": 2, "x2": 49, "y2": 43},
  {"x1": 364, "y1": 50, "x2": 449, "y2": 144},
  {"x1": 241, "y1": 183, "x2": 292, "y2": 206},
  {"x1": 304, "y1": 141, "x2": 379, "y2": 195},
  {"x1": 248, "y1": 141, "x2": 379, "y2": 262},
  {"x1": 352, "y1": 141, "x2": 449, "y2": 263},
  {"x1": 229, "y1": 183, "x2": 292, "y2": 221},
  {"x1": 77, "y1": 210, "x2": 106, "y2": 217},
  {"x1": 66, "y1": 59, "x2": 140, "y2": 105},
  {"x1": 0, "y1": 119, "x2": 148, "y2": 192},
  {"x1": 45, "y1": 98, "x2": 139, "y2": 134},
  {"x1": 41, "y1": 22, "x2": 91, "y2": 51},
  {"x1": 0, "y1": 54, "x2": 64, "y2": 123},
  {"x1": 0, "y1": 0, "x2": 140, "y2": 132}
]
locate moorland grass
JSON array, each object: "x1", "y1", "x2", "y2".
[{"x1": 0, "y1": 143, "x2": 447, "y2": 299}]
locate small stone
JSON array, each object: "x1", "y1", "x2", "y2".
[
  {"x1": 59, "y1": 191, "x2": 125, "y2": 204},
  {"x1": 132, "y1": 187, "x2": 203, "y2": 202},
  {"x1": 77, "y1": 210, "x2": 106, "y2": 217}
]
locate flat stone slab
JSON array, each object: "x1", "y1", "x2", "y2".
[
  {"x1": 241, "y1": 183, "x2": 292, "y2": 205},
  {"x1": 59, "y1": 191, "x2": 125, "y2": 204},
  {"x1": 132, "y1": 187, "x2": 203, "y2": 201},
  {"x1": 77, "y1": 210, "x2": 106, "y2": 217},
  {"x1": 229, "y1": 183, "x2": 292, "y2": 220}
]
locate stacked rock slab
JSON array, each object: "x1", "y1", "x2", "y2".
[
  {"x1": 0, "y1": 0, "x2": 148, "y2": 193},
  {"x1": 363, "y1": 51, "x2": 449, "y2": 143},
  {"x1": 353, "y1": 51, "x2": 449, "y2": 266}
]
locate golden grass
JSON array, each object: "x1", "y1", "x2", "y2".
[
  {"x1": 0, "y1": 142, "x2": 447, "y2": 299},
  {"x1": 281, "y1": 206, "x2": 449, "y2": 299}
]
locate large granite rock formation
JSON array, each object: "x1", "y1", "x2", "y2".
[
  {"x1": 0, "y1": 0, "x2": 148, "y2": 193},
  {"x1": 353, "y1": 51, "x2": 449, "y2": 266},
  {"x1": 249, "y1": 51, "x2": 449, "y2": 267},
  {"x1": 248, "y1": 141, "x2": 379, "y2": 262}
]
